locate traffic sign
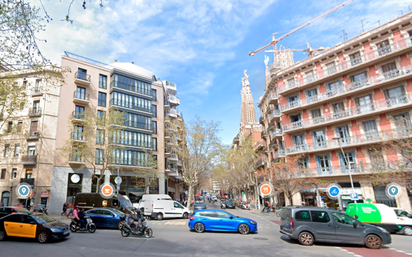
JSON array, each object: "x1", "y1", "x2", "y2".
[
  {"x1": 99, "y1": 183, "x2": 115, "y2": 199},
  {"x1": 326, "y1": 184, "x2": 341, "y2": 199},
  {"x1": 386, "y1": 183, "x2": 400, "y2": 199},
  {"x1": 114, "y1": 176, "x2": 122, "y2": 185},
  {"x1": 259, "y1": 182, "x2": 274, "y2": 198},
  {"x1": 16, "y1": 183, "x2": 32, "y2": 199},
  {"x1": 350, "y1": 192, "x2": 359, "y2": 200}
]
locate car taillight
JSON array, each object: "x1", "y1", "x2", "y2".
[
  {"x1": 189, "y1": 216, "x2": 195, "y2": 220},
  {"x1": 290, "y1": 217, "x2": 294, "y2": 229}
]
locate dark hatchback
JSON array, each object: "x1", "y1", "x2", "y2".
[
  {"x1": 0, "y1": 213, "x2": 70, "y2": 243},
  {"x1": 0, "y1": 206, "x2": 29, "y2": 218},
  {"x1": 85, "y1": 207, "x2": 126, "y2": 229},
  {"x1": 225, "y1": 200, "x2": 235, "y2": 209}
]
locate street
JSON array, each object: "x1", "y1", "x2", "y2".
[{"x1": 1, "y1": 201, "x2": 411, "y2": 257}]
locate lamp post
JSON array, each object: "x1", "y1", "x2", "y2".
[
  {"x1": 333, "y1": 137, "x2": 357, "y2": 203},
  {"x1": 9, "y1": 182, "x2": 13, "y2": 206}
]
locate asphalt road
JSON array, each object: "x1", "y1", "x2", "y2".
[{"x1": 1, "y1": 202, "x2": 411, "y2": 257}]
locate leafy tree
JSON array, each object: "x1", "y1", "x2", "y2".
[{"x1": 174, "y1": 116, "x2": 221, "y2": 209}]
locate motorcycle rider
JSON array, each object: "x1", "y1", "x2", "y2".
[
  {"x1": 127, "y1": 208, "x2": 143, "y2": 231},
  {"x1": 78, "y1": 207, "x2": 87, "y2": 229},
  {"x1": 73, "y1": 205, "x2": 80, "y2": 229}
]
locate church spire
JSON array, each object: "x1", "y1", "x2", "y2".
[{"x1": 240, "y1": 69, "x2": 257, "y2": 128}]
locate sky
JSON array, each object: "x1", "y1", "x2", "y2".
[{"x1": 32, "y1": 0, "x2": 412, "y2": 145}]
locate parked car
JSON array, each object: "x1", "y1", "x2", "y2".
[
  {"x1": 142, "y1": 194, "x2": 189, "y2": 220},
  {"x1": 188, "y1": 209, "x2": 257, "y2": 234},
  {"x1": 280, "y1": 206, "x2": 391, "y2": 249},
  {"x1": 0, "y1": 206, "x2": 29, "y2": 218},
  {"x1": 0, "y1": 213, "x2": 69, "y2": 243},
  {"x1": 84, "y1": 207, "x2": 126, "y2": 229},
  {"x1": 193, "y1": 201, "x2": 207, "y2": 211},
  {"x1": 224, "y1": 200, "x2": 235, "y2": 209}
]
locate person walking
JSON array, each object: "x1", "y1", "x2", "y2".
[
  {"x1": 262, "y1": 200, "x2": 269, "y2": 213},
  {"x1": 61, "y1": 202, "x2": 68, "y2": 218}
]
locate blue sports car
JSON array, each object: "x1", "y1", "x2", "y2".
[{"x1": 188, "y1": 209, "x2": 258, "y2": 234}]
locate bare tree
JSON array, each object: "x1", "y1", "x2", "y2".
[{"x1": 175, "y1": 116, "x2": 221, "y2": 209}]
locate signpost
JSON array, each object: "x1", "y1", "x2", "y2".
[{"x1": 114, "y1": 176, "x2": 122, "y2": 194}]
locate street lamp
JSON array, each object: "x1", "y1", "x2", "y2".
[
  {"x1": 9, "y1": 182, "x2": 13, "y2": 206},
  {"x1": 333, "y1": 137, "x2": 357, "y2": 203}
]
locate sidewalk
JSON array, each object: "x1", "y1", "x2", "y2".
[{"x1": 50, "y1": 214, "x2": 71, "y2": 224}]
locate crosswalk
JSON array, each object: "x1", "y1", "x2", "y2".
[{"x1": 147, "y1": 220, "x2": 188, "y2": 226}]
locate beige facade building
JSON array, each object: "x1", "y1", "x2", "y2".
[
  {"x1": 0, "y1": 68, "x2": 61, "y2": 207},
  {"x1": 258, "y1": 13, "x2": 412, "y2": 212}
]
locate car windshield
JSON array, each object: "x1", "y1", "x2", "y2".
[
  {"x1": 226, "y1": 200, "x2": 233, "y2": 204},
  {"x1": 195, "y1": 202, "x2": 206, "y2": 206},
  {"x1": 117, "y1": 194, "x2": 133, "y2": 209},
  {"x1": 395, "y1": 209, "x2": 412, "y2": 218},
  {"x1": 14, "y1": 208, "x2": 29, "y2": 213},
  {"x1": 32, "y1": 214, "x2": 55, "y2": 224}
]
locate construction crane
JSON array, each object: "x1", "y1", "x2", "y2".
[
  {"x1": 265, "y1": 42, "x2": 330, "y2": 57},
  {"x1": 249, "y1": 0, "x2": 353, "y2": 56}
]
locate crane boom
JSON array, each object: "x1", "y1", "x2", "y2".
[{"x1": 249, "y1": 0, "x2": 353, "y2": 56}]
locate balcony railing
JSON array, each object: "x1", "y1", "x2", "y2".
[
  {"x1": 277, "y1": 36, "x2": 412, "y2": 94},
  {"x1": 73, "y1": 91, "x2": 90, "y2": 102},
  {"x1": 280, "y1": 64, "x2": 412, "y2": 112},
  {"x1": 31, "y1": 87, "x2": 43, "y2": 96},
  {"x1": 268, "y1": 110, "x2": 281, "y2": 121},
  {"x1": 71, "y1": 132, "x2": 87, "y2": 142},
  {"x1": 269, "y1": 129, "x2": 283, "y2": 139},
  {"x1": 167, "y1": 108, "x2": 180, "y2": 117},
  {"x1": 26, "y1": 131, "x2": 40, "y2": 140},
  {"x1": 20, "y1": 178, "x2": 35, "y2": 185},
  {"x1": 74, "y1": 71, "x2": 91, "y2": 85},
  {"x1": 21, "y1": 155, "x2": 37, "y2": 165},
  {"x1": 168, "y1": 153, "x2": 178, "y2": 161},
  {"x1": 71, "y1": 111, "x2": 84, "y2": 121},
  {"x1": 68, "y1": 154, "x2": 85, "y2": 164},
  {"x1": 168, "y1": 95, "x2": 180, "y2": 105},
  {"x1": 28, "y1": 107, "x2": 42, "y2": 117},
  {"x1": 254, "y1": 159, "x2": 265, "y2": 168},
  {"x1": 282, "y1": 93, "x2": 412, "y2": 132},
  {"x1": 285, "y1": 128, "x2": 412, "y2": 155},
  {"x1": 274, "y1": 150, "x2": 285, "y2": 158},
  {"x1": 268, "y1": 92, "x2": 278, "y2": 104}
]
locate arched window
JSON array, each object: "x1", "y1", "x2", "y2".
[{"x1": 1, "y1": 191, "x2": 10, "y2": 206}]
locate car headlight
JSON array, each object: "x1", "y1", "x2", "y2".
[
  {"x1": 377, "y1": 226, "x2": 388, "y2": 233},
  {"x1": 249, "y1": 220, "x2": 257, "y2": 225},
  {"x1": 50, "y1": 228, "x2": 61, "y2": 233}
]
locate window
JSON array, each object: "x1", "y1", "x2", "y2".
[
  {"x1": 393, "y1": 113, "x2": 411, "y2": 132},
  {"x1": 316, "y1": 155, "x2": 331, "y2": 174},
  {"x1": 4, "y1": 144, "x2": 10, "y2": 157},
  {"x1": 27, "y1": 146, "x2": 36, "y2": 156},
  {"x1": 362, "y1": 120, "x2": 378, "y2": 140},
  {"x1": 326, "y1": 62, "x2": 337, "y2": 75},
  {"x1": 287, "y1": 78, "x2": 296, "y2": 88},
  {"x1": 297, "y1": 158, "x2": 309, "y2": 170},
  {"x1": 77, "y1": 68, "x2": 87, "y2": 80},
  {"x1": 71, "y1": 147, "x2": 82, "y2": 162},
  {"x1": 377, "y1": 40, "x2": 391, "y2": 56},
  {"x1": 95, "y1": 149, "x2": 103, "y2": 164},
  {"x1": 313, "y1": 130, "x2": 326, "y2": 148},
  {"x1": 381, "y1": 62, "x2": 398, "y2": 79},
  {"x1": 311, "y1": 211, "x2": 330, "y2": 223},
  {"x1": 7, "y1": 122, "x2": 12, "y2": 133},
  {"x1": 295, "y1": 211, "x2": 310, "y2": 220},
  {"x1": 152, "y1": 121, "x2": 157, "y2": 134},
  {"x1": 76, "y1": 87, "x2": 86, "y2": 100},
  {"x1": 111, "y1": 74, "x2": 152, "y2": 96},
  {"x1": 98, "y1": 92, "x2": 106, "y2": 107},
  {"x1": 25, "y1": 169, "x2": 32, "y2": 179},
  {"x1": 97, "y1": 110, "x2": 105, "y2": 125},
  {"x1": 339, "y1": 151, "x2": 356, "y2": 173},
  {"x1": 99, "y1": 74, "x2": 107, "y2": 89},
  {"x1": 305, "y1": 71, "x2": 315, "y2": 83},
  {"x1": 73, "y1": 125, "x2": 83, "y2": 140},
  {"x1": 11, "y1": 168, "x2": 17, "y2": 179},
  {"x1": 349, "y1": 52, "x2": 362, "y2": 66},
  {"x1": 151, "y1": 89, "x2": 157, "y2": 101},
  {"x1": 336, "y1": 125, "x2": 350, "y2": 143},
  {"x1": 110, "y1": 92, "x2": 151, "y2": 111},
  {"x1": 332, "y1": 212, "x2": 355, "y2": 225},
  {"x1": 14, "y1": 144, "x2": 20, "y2": 157},
  {"x1": 311, "y1": 109, "x2": 323, "y2": 124},
  {"x1": 33, "y1": 101, "x2": 40, "y2": 114},
  {"x1": 292, "y1": 134, "x2": 305, "y2": 149},
  {"x1": 75, "y1": 106, "x2": 85, "y2": 119},
  {"x1": 1, "y1": 169, "x2": 6, "y2": 180},
  {"x1": 368, "y1": 148, "x2": 385, "y2": 169},
  {"x1": 356, "y1": 94, "x2": 374, "y2": 114},
  {"x1": 96, "y1": 129, "x2": 105, "y2": 145},
  {"x1": 327, "y1": 81, "x2": 342, "y2": 96},
  {"x1": 306, "y1": 89, "x2": 318, "y2": 103},
  {"x1": 152, "y1": 138, "x2": 157, "y2": 151},
  {"x1": 151, "y1": 105, "x2": 157, "y2": 118},
  {"x1": 350, "y1": 72, "x2": 367, "y2": 88},
  {"x1": 17, "y1": 121, "x2": 22, "y2": 132},
  {"x1": 385, "y1": 86, "x2": 406, "y2": 106}
]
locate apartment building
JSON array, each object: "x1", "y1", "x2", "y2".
[
  {"x1": 258, "y1": 13, "x2": 412, "y2": 212},
  {"x1": 0, "y1": 68, "x2": 60, "y2": 207},
  {"x1": 48, "y1": 52, "x2": 173, "y2": 213}
]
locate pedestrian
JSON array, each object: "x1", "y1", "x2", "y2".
[
  {"x1": 262, "y1": 200, "x2": 269, "y2": 212},
  {"x1": 61, "y1": 202, "x2": 68, "y2": 218},
  {"x1": 1, "y1": 202, "x2": 4, "y2": 207}
]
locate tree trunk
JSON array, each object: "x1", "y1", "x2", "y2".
[
  {"x1": 187, "y1": 184, "x2": 193, "y2": 210},
  {"x1": 94, "y1": 175, "x2": 103, "y2": 193},
  {"x1": 288, "y1": 194, "x2": 293, "y2": 206}
]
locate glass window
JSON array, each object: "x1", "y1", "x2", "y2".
[
  {"x1": 295, "y1": 211, "x2": 310, "y2": 220},
  {"x1": 313, "y1": 130, "x2": 326, "y2": 148},
  {"x1": 75, "y1": 106, "x2": 85, "y2": 119},
  {"x1": 11, "y1": 168, "x2": 17, "y2": 179},
  {"x1": 332, "y1": 212, "x2": 355, "y2": 225},
  {"x1": 96, "y1": 129, "x2": 105, "y2": 145},
  {"x1": 311, "y1": 211, "x2": 330, "y2": 223},
  {"x1": 317, "y1": 155, "x2": 331, "y2": 173},
  {"x1": 385, "y1": 86, "x2": 406, "y2": 106},
  {"x1": 95, "y1": 149, "x2": 103, "y2": 164},
  {"x1": 306, "y1": 89, "x2": 318, "y2": 103},
  {"x1": 151, "y1": 89, "x2": 156, "y2": 101},
  {"x1": 99, "y1": 74, "x2": 107, "y2": 89},
  {"x1": 77, "y1": 68, "x2": 87, "y2": 80},
  {"x1": 7, "y1": 122, "x2": 12, "y2": 133},
  {"x1": 14, "y1": 144, "x2": 20, "y2": 157},
  {"x1": 326, "y1": 62, "x2": 337, "y2": 75},
  {"x1": 327, "y1": 81, "x2": 341, "y2": 95},
  {"x1": 356, "y1": 94, "x2": 374, "y2": 114},
  {"x1": 17, "y1": 121, "x2": 22, "y2": 132},
  {"x1": 1, "y1": 169, "x2": 6, "y2": 180},
  {"x1": 349, "y1": 52, "x2": 362, "y2": 66},
  {"x1": 98, "y1": 92, "x2": 107, "y2": 107},
  {"x1": 215, "y1": 211, "x2": 231, "y2": 219},
  {"x1": 305, "y1": 71, "x2": 315, "y2": 83},
  {"x1": 377, "y1": 40, "x2": 391, "y2": 56},
  {"x1": 76, "y1": 87, "x2": 86, "y2": 100},
  {"x1": 4, "y1": 144, "x2": 10, "y2": 157},
  {"x1": 394, "y1": 113, "x2": 411, "y2": 131}
]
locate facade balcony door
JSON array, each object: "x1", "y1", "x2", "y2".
[
  {"x1": 339, "y1": 151, "x2": 356, "y2": 174},
  {"x1": 316, "y1": 155, "x2": 331, "y2": 175},
  {"x1": 313, "y1": 130, "x2": 326, "y2": 149},
  {"x1": 336, "y1": 125, "x2": 350, "y2": 144}
]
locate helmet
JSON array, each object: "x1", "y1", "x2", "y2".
[
  {"x1": 79, "y1": 206, "x2": 84, "y2": 210},
  {"x1": 75, "y1": 205, "x2": 79, "y2": 209}
]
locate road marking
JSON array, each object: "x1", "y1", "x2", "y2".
[
  {"x1": 164, "y1": 221, "x2": 187, "y2": 225},
  {"x1": 390, "y1": 248, "x2": 412, "y2": 256},
  {"x1": 336, "y1": 247, "x2": 362, "y2": 257}
]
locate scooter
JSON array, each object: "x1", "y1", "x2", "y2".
[
  {"x1": 242, "y1": 202, "x2": 251, "y2": 210},
  {"x1": 70, "y1": 215, "x2": 96, "y2": 233},
  {"x1": 120, "y1": 216, "x2": 153, "y2": 238}
]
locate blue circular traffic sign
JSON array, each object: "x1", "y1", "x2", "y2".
[
  {"x1": 326, "y1": 184, "x2": 341, "y2": 199},
  {"x1": 16, "y1": 183, "x2": 32, "y2": 198},
  {"x1": 386, "y1": 184, "x2": 400, "y2": 198}
]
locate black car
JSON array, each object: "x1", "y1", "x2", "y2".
[
  {"x1": 193, "y1": 201, "x2": 207, "y2": 211},
  {"x1": 0, "y1": 206, "x2": 29, "y2": 218},
  {"x1": 0, "y1": 213, "x2": 70, "y2": 243},
  {"x1": 225, "y1": 200, "x2": 235, "y2": 209}
]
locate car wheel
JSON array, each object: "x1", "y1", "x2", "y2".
[
  {"x1": 182, "y1": 212, "x2": 189, "y2": 219},
  {"x1": 38, "y1": 232, "x2": 49, "y2": 244},
  {"x1": 0, "y1": 230, "x2": 7, "y2": 241},
  {"x1": 194, "y1": 222, "x2": 205, "y2": 233},
  {"x1": 401, "y1": 226, "x2": 412, "y2": 236},
  {"x1": 365, "y1": 234, "x2": 382, "y2": 249},
  {"x1": 238, "y1": 224, "x2": 250, "y2": 235},
  {"x1": 298, "y1": 231, "x2": 314, "y2": 246},
  {"x1": 156, "y1": 213, "x2": 163, "y2": 220}
]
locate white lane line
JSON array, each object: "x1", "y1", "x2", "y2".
[
  {"x1": 390, "y1": 248, "x2": 412, "y2": 256},
  {"x1": 336, "y1": 247, "x2": 363, "y2": 257}
]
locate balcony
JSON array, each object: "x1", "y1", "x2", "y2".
[
  {"x1": 261, "y1": 131, "x2": 267, "y2": 138},
  {"x1": 268, "y1": 92, "x2": 278, "y2": 104},
  {"x1": 71, "y1": 133, "x2": 87, "y2": 143},
  {"x1": 282, "y1": 93, "x2": 412, "y2": 133},
  {"x1": 280, "y1": 64, "x2": 412, "y2": 113},
  {"x1": 71, "y1": 111, "x2": 85, "y2": 123},
  {"x1": 21, "y1": 155, "x2": 37, "y2": 165},
  {"x1": 277, "y1": 36, "x2": 412, "y2": 95},
  {"x1": 20, "y1": 178, "x2": 35, "y2": 186},
  {"x1": 73, "y1": 91, "x2": 90, "y2": 104},
  {"x1": 31, "y1": 87, "x2": 43, "y2": 96},
  {"x1": 166, "y1": 167, "x2": 179, "y2": 176},
  {"x1": 285, "y1": 128, "x2": 412, "y2": 155},
  {"x1": 269, "y1": 129, "x2": 283, "y2": 140},
  {"x1": 74, "y1": 71, "x2": 91, "y2": 86},
  {"x1": 165, "y1": 81, "x2": 177, "y2": 93},
  {"x1": 28, "y1": 107, "x2": 42, "y2": 117},
  {"x1": 254, "y1": 159, "x2": 265, "y2": 168},
  {"x1": 268, "y1": 110, "x2": 281, "y2": 121},
  {"x1": 68, "y1": 154, "x2": 85, "y2": 165},
  {"x1": 177, "y1": 160, "x2": 183, "y2": 166},
  {"x1": 167, "y1": 108, "x2": 180, "y2": 117},
  {"x1": 168, "y1": 95, "x2": 180, "y2": 105},
  {"x1": 168, "y1": 153, "x2": 178, "y2": 161},
  {"x1": 274, "y1": 150, "x2": 285, "y2": 158},
  {"x1": 259, "y1": 116, "x2": 265, "y2": 124},
  {"x1": 26, "y1": 131, "x2": 40, "y2": 140}
]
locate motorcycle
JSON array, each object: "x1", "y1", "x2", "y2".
[
  {"x1": 220, "y1": 201, "x2": 226, "y2": 209},
  {"x1": 241, "y1": 202, "x2": 251, "y2": 210},
  {"x1": 70, "y1": 215, "x2": 96, "y2": 233},
  {"x1": 120, "y1": 216, "x2": 153, "y2": 238}
]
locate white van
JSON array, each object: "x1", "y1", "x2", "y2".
[
  {"x1": 392, "y1": 207, "x2": 412, "y2": 236},
  {"x1": 141, "y1": 194, "x2": 189, "y2": 220}
]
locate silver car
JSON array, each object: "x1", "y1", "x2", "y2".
[{"x1": 279, "y1": 206, "x2": 391, "y2": 249}]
